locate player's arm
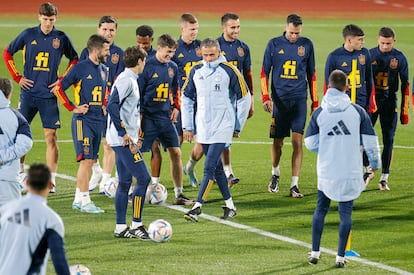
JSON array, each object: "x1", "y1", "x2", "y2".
[
  {"x1": 170, "y1": 67, "x2": 180, "y2": 122},
  {"x1": 307, "y1": 42, "x2": 318, "y2": 113},
  {"x1": 323, "y1": 54, "x2": 333, "y2": 95},
  {"x1": 106, "y1": 85, "x2": 127, "y2": 138},
  {"x1": 181, "y1": 68, "x2": 196, "y2": 142},
  {"x1": 260, "y1": 41, "x2": 273, "y2": 113},
  {"x1": 0, "y1": 110, "x2": 33, "y2": 165},
  {"x1": 304, "y1": 108, "x2": 322, "y2": 153},
  {"x1": 243, "y1": 46, "x2": 254, "y2": 118},
  {"x1": 399, "y1": 54, "x2": 409, "y2": 124},
  {"x1": 365, "y1": 51, "x2": 377, "y2": 113},
  {"x1": 46, "y1": 229, "x2": 70, "y2": 275},
  {"x1": 3, "y1": 45, "x2": 34, "y2": 90}
]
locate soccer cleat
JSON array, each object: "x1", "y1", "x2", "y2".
[
  {"x1": 88, "y1": 167, "x2": 103, "y2": 191},
  {"x1": 379, "y1": 180, "x2": 390, "y2": 191},
  {"x1": 72, "y1": 202, "x2": 81, "y2": 210},
  {"x1": 128, "y1": 226, "x2": 151, "y2": 240},
  {"x1": 308, "y1": 251, "x2": 320, "y2": 265},
  {"x1": 114, "y1": 227, "x2": 134, "y2": 238},
  {"x1": 290, "y1": 185, "x2": 304, "y2": 198},
  {"x1": 80, "y1": 202, "x2": 105, "y2": 214},
  {"x1": 227, "y1": 174, "x2": 240, "y2": 188},
  {"x1": 49, "y1": 183, "x2": 56, "y2": 193},
  {"x1": 268, "y1": 175, "x2": 280, "y2": 193},
  {"x1": 184, "y1": 207, "x2": 201, "y2": 222},
  {"x1": 363, "y1": 166, "x2": 374, "y2": 186},
  {"x1": 335, "y1": 256, "x2": 346, "y2": 268},
  {"x1": 221, "y1": 206, "x2": 237, "y2": 220},
  {"x1": 183, "y1": 166, "x2": 199, "y2": 187},
  {"x1": 174, "y1": 193, "x2": 195, "y2": 206}
]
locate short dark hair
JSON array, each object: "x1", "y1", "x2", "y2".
[
  {"x1": 286, "y1": 14, "x2": 302, "y2": 26},
  {"x1": 221, "y1": 13, "x2": 239, "y2": 25},
  {"x1": 157, "y1": 34, "x2": 177, "y2": 48},
  {"x1": 136, "y1": 25, "x2": 154, "y2": 37},
  {"x1": 342, "y1": 24, "x2": 364, "y2": 38},
  {"x1": 87, "y1": 34, "x2": 109, "y2": 53},
  {"x1": 123, "y1": 46, "x2": 147, "y2": 68},
  {"x1": 180, "y1": 13, "x2": 198, "y2": 24},
  {"x1": 27, "y1": 163, "x2": 51, "y2": 191},
  {"x1": 378, "y1": 26, "x2": 395, "y2": 38},
  {"x1": 0, "y1": 78, "x2": 12, "y2": 98},
  {"x1": 329, "y1": 70, "x2": 347, "y2": 91},
  {"x1": 99, "y1": 15, "x2": 118, "y2": 28},
  {"x1": 39, "y1": 2, "x2": 58, "y2": 16},
  {"x1": 200, "y1": 37, "x2": 220, "y2": 51}
]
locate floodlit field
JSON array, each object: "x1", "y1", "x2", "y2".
[{"x1": 1, "y1": 17, "x2": 413, "y2": 274}]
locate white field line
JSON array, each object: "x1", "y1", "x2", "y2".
[
  {"x1": 33, "y1": 139, "x2": 414, "y2": 149},
  {"x1": 52, "y1": 169, "x2": 413, "y2": 275}
]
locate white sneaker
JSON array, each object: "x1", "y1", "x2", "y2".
[{"x1": 89, "y1": 168, "x2": 103, "y2": 191}]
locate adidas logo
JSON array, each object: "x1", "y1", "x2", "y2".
[
  {"x1": 372, "y1": 60, "x2": 377, "y2": 65},
  {"x1": 178, "y1": 53, "x2": 184, "y2": 58},
  {"x1": 152, "y1": 73, "x2": 159, "y2": 78},
  {"x1": 278, "y1": 49, "x2": 284, "y2": 54},
  {"x1": 327, "y1": 120, "x2": 351, "y2": 136},
  {"x1": 86, "y1": 74, "x2": 92, "y2": 79},
  {"x1": 341, "y1": 62, "x2": 348, "y2": 67},
  {"x1": 31, "y1": 40, "x2": 37, "y2": 45}
]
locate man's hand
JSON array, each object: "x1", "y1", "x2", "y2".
[
  {"x1": 183, "y1": 130, "x2": 194, "y2": 143},
  {"x1": 170, "y1": 107, "x2": 179, "y2": 123},
  {"x1": 19, "y1": 76, "x2": 34, "y2": 90},
  {"x1": 263, "y1": 100, "x2": 273, "y2": 113},
  {"x1": 248, "y1": 99, "x2": 254, "y2": 118},
  {"x1": 73, "y1": 104, "x2": 89, "y2": 115}
]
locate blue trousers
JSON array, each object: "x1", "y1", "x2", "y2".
[
  {"x1": 196, "y1": 143, "x2": 231, "y2": 204},
  {"x1": 112, "y1": 146, "x2": 151, "y2": 224},
  {"x1": 312, "y1": 190, "x2": 354, "y2": 257}
]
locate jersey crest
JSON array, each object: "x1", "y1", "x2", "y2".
[
  {"x1": 390, "y1": 58, "x2": 398, "y2": 69},
  {"x1": 297, "y1": 46, "x2": 305, "y2": 57},
  {"x1": 358, "y1": 54, "x2": 366, "y2": 65},
  {"x1": 52, "y1": 38, "x2": 60, "y2": 49},
  {"x1": 111, "y1": 53, "x2": 120, "y2": 64},
  {"x1": 237, "y1": 47, "x2": 245, "y2": 57}
]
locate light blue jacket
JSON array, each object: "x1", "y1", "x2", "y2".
[
  {"x1": 181, "y1": 55, "x2": 251, "y2": 144},
  {"x1": 304, "y1": 88, "x2": 381, "y2": 201},
  {"x1": 0, "y1": 91, "x2": 33, "y2": 182}
]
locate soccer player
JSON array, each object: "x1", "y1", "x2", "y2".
[
  {"x1": 138, "y1": 34, "x2": 193, "y2": 206},
  {"x1": 172, "y1": 13, "x2": 203, "y2": 188},
  {"x1": 369, "y1": 27, "x2": 410, "y2": 191},
  {"x1": 0, "y1": 77, "x2": 33, "y2": 206},
  {"x1": 261, "y1": 14, "x2": 318, "y2": 198},
  {"x1": 79, "y1": 16, "x2": 125, "y2": 193},
  {"x1": 2, "y1": 2, "x2": 78, "y2": 193},
  {"x1": 106, "y1": 46, "x2": 151, "y2": 239},
  {"x1": 181, "y1": 38, "x2": 251, "y2": 222},
  {"x1": 53, "y1": 34, "x2": 110, "y2": 214},
  {"x1": 0, "y1": 163, "x2": 70, "y2": 274},
  {"x1": 305, "y1": 70, "x2": 380, "y2": 268},
  {"x1": 324, "y1": 24, "x2": 376, "y2": 184}
]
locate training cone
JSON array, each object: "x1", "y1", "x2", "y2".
[{"x1": 344, "y1": 230, "x2": 360, "y2": 256}]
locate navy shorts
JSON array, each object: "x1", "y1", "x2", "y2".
[
  {"x1": 71, "y1": 117, "x2": 103, "y2": 161},
  {"x1": 19, "y1": 92, "x2": 60, "y2": 129},
  {"x1": 141, "y1": 118, "x2": 180, "y2": 152},
  {"x1": 175, "y1": 110, "x2": 183, "y2": 136},
  {"x1": 270, "y1": 97, "x2": 307, "y2": 138}
]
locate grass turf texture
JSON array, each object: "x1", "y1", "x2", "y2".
[{"x1": 1, "y1": 18, "x2": 413, "y2": 274}]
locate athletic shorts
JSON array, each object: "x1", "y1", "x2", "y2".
[
  {"x1": 140, "y1": 118, "x2": 180, "y2": 152},
  {"x1": 270, "y1": 97, "x2": 307, "y2": 138},
  {"x1": 19, "y1": 92, "x2": 60, "y2": 129},
  {"x1": 71, "y1": 117, "x2": 103, "y2": 161},
  {"x1": 175, "y1": 111, "x2": 183, "y2": 136}
]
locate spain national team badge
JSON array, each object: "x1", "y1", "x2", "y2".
[
  {"x1": 237, "y1": 47, "x2": 245, "y2": 57},
  {"x1": 196, "y1": 46, "x2": 202, "y2": 57},
  {"x1": 297, "y1": 46, "x2": 305, "y2": 57},
  {"x1": 358, "y1": 54, "x2": 366, "y2": 65},
  {"x1": 52, "y1": 38, "x2": 60, "y2": 49},
  {"x1": 390, "y1": 58, "x2": 398, "y2": 69},
  {"x1": 111, "y1": 53, "x2": 119, "y2": 64},
  {"x1": 168, "y1": 67, "x2": 174, "y2": 78}
]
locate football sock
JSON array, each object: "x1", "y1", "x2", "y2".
[
  {"x1": 186, "y1": 157, "x2": 198, "y2": 172},
  {"x1": 74, "y1": 188, "x2": 81, "y2": 203},
  {"x1": 272, "y1": 165, "x2": 280, "y2": 176},
  {"x1": 174, "y1": 187, "x2": 183, "y2": 198},
  {"x1": 51, "y1": 172, "x2": 57, "y2": 186},
  {"x1": 131, "y1": 221, "x2": 143, "y2": 229},
  {"x1": 291, "y1": 176, "x2": 299, "y2": 188},
  {"x1": 380, "y1": 173, "x2": 389, "y2": 181},
  {"x1": 310, "y1": 251, "x2": 320, "y2": 259},
  {"x1": 92, "y1": 161, "x2": 101, "y2": 172},
  {"x1": 225, "y1": 197, "x2": 235, "y2": 210},
  {"x1": 100, "y1": 173, "x2": 111, "y2": 187},
  {"x1": 80, "y1": 192, "x2": 91, "y2": 206},
  {"x1": 223, "y1": 164, "x2": 233, "y2": 178},
  {"x1": 336, "y1": 255, "x2": 345, "y2": 263},
  {"x1": 193, "y1": 202, "x2": 202, "y2": 210},
  {"x1": 151, "y1": 177, "x2": 160, "y2": 184},
  {"x1": 115, "y1": 224, "x2": 127, "y2": 233}
]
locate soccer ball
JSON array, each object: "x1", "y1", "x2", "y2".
[
  {"x1": 104, "y1": 177, "x2": 118, "y2": 198},
  {"x1": 146, "y1": 183, "x2": 168, "y2": 204},
  {"x1": 69, "y1": 264, "x2": 91, "y2": 275},
  {"x1": 148, "y1": 219, "x2": 173, "y2": 242}
]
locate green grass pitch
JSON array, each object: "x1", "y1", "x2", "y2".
[{"x1": 0, "y1": 17, "x2": 413, "y2": 274}]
